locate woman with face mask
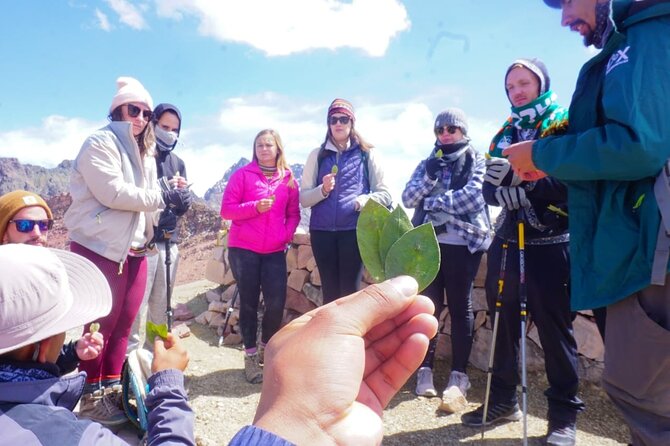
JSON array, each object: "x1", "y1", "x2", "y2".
[
  {"x1": 461, "y1": 59, "x2": 584, "y2": 446},
  {"x1": 64, "y1": 78, "x2": 191, "y2": 426},
  {"x1": 127, "y1": 103, "x2": 191, "y2": 354}
]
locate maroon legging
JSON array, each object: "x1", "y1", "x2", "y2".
[{"x1": 71, "y1": 242, "x2": 147, "y2": 385}]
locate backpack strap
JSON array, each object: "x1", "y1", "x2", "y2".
[{"x1": 651, "y1": 159, "x2": 670, "y2": 285}]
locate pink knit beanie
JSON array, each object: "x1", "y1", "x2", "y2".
[{"x1": 109, "y1": 76, "x2": 153, "y2": 114}]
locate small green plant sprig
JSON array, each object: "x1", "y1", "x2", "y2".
[
  {"x1": 356, "y1": 200, "x2": 440, "y2": 291},
  {"x1": 147, "y1": 321, "x2": 169, "y2": 341}
]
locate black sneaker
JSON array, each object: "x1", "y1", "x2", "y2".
[
  {"x1": 461, "y1": 401, "x2": 522, "y2": 427},
  {"x1": 546, "y1": 421, "x2": 576, "y2": 446}
]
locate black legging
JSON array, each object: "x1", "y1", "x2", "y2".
[
  {"x1": 310, "y1": 230, "x2": 363, "y2": 305},
  {"x1": 228, "y1": 247, "x2": 287, "y2": 349},
  {"x1": 421, "y1": 243, "x2": 483, "y2": 372}
]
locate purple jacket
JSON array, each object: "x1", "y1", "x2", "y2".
[
  {"x1": 228, "y1": 426, "x2": 295, "y2": 445},
  {"x1": 0, "y1": 363, "x2": 194, "y2": 446},
  {"x1": 310, "y1": 144, "x2": 369, "y2": 231},
  {"x1": 221, "y1": 161, "x2": 301, "y2": 254}
]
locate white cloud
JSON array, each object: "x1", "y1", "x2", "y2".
[
  {"x1": 95, "y1": 8, "x2": 112, "y2": 31},
  {"x1": 106, "y1": 0, "x2": 148, "y2": 30},
  {"x1": 155, "y1": 0, "x2": 410, "y2": 56},
  {"x1": 0, "y1": 116, "x2": 103, "y2": 167}
]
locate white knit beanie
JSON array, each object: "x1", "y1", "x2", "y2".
[{"x1": 109, "y1": 76, "x2": 153, "y2": 114}]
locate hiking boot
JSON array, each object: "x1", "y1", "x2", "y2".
[
  {"x1": 439, "y1": 371, "x2": 471, "y2": 413},
  {"x1": 461, "y1": 401, "x2": 522, "y2": 427},
  {"x1": 546, "y1": 421, "x2": 577, "y2": 446},
  {"x1": 105, "y1": 384, "x2": 124, "y2": 410},
  {"x1": 244, "y1": 353, "x2": 263, "y2": 384},
  {"x1": 78, "y1": 388, "x2": 128, "y2": 426}
]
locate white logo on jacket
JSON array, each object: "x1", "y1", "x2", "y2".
[{"x1": 606, "y1": 46, "x2": 630, "y2": 75}]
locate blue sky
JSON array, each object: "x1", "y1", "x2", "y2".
[{"x1": 0, "y1": 0, "x2": 597, "y2": 199}]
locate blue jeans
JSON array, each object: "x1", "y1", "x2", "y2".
[{"x1": 228, "y1": 247, "x2": 287, "y2": 349}]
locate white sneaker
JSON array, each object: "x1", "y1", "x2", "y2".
[
  {"x1": 439, "y1": 370, "x2": 471, "y2": 413},
  {"x1": 415, "y1": 367, "x2": 437, "y2": 397}
]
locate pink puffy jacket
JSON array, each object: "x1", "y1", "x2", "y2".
[{"x1": 220, "y1": 161, "x2": 300, "y2": 254}]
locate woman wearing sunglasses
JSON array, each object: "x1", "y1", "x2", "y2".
[
  {"x1": 402, "y1": 107, "x2": 491, "y2": 413},
  {"x1": 461, "y1": 59, "x2": 584, "y2": 443},
  {"x1": 300, "y1": 98, "x2": 392, "y2": 305},
  {"x1": 64, "y1": 76, "x2": 191, "y2": 426}
]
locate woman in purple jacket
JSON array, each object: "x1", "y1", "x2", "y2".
[{"x1": 220, "y1": 129, "x2": 300, "y2": 384}]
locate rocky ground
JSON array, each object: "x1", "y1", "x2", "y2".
[{"x1": 102, "y1": 279, "x2": 630, "y2": 446}]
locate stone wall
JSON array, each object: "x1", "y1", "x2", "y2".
[{"x1": 200, "y1": 228, "x2": 605, "y2": 382}]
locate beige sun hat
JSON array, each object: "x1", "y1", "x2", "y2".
[{"x1": 0, "y1": 244, "x2": 112, "y2": 355}]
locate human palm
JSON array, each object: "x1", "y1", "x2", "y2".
[{"x1": 254, "y1": 277, "x2": 437, "y2": 446}]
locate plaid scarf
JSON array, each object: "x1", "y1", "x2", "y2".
[{"x1": 489, "y1": 90, "x2": 568, "y2": 157}]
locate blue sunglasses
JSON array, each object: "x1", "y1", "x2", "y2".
[{"x1": 9, "y1": 219, "x2": 53, "y2": 233}]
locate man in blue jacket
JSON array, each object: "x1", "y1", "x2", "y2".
[
  {"x1": 0, "y1": 244, "x2": 194, "y2": 445},
  {"x1": 505, "y1": 1, "x2": 670, "y2": 444}
]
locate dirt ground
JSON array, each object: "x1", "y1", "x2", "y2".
[{"x1": 102, "y1": 279, "x2": 630, "y2": 446}]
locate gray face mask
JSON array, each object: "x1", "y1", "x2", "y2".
[{"x1": 155, "y1": 125, "x2": 179, "y2": 152}]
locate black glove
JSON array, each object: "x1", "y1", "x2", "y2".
[
  {"x1": 159, "y1": 208, "x2": 178, "y2": 232},
  {"x1": 484, "y1": 157, "x2": 522, "y2": 187},
  {"x1": 162, "y1": 187, "x2": 192, "y2": 211},
  {"x1": 494, "y1": 186, "x2": 530, "y2": 210},
  {"x1": 424, "y1": 157, "x2": 443, "y2": 180}
]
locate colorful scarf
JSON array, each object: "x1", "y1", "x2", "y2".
[{"x1": 488, "y1": 90, "x2": 568, "y2": 157}]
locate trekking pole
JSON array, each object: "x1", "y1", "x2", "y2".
[
  {"x1": 481, "y1": 227, "x2": 511, "y2": 439},
  {"x1": 163, "y1": 229, "x2": 174, "y2": 332},
  {"x1": 218, "y1": 286, "x2": 240, "y2": 347},
  {"x1": 517, "y1": 208, "x2": 528, "y2": 446}
]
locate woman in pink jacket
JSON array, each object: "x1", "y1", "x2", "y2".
[{"x1": 220, "y1": 129, "x2": 300, "y2": 383}]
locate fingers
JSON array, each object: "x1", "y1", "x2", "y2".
[
  {"x1": 152, "y1": 333, "x2": 189, "y2": 373},
  {"x1": 256, "y1": 198, "x2": 274, "y2": 213},
  {"x1": 364, "y1": 294, "x2": 435, "y2": 345},
  {"x1": 322, "y1": 173, "x2": 336, "y2": 193},
  {"x1": 363, "y1": 309, "x2": 438, "y2": 376},
  {"x1": 328, "y1": 276, "x2": 420, "y2": 338},
  {"x1": 90, "y1": 331, "x2": 104, "y2": 347},
  {"x1": 360, "y1": 330, "x2": 433, "y2": 411}
]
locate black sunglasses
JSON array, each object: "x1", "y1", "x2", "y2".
[
  {"x1": 126, "y1": 103, "x2": 152, "y2": 120},
  {"x1": 9, "y1": 219, "x2": 54, "y2": 233},
  {"x1": 436, "y1": 125, "x2": 459, "y2": 135},
  {"x1": 329, "y1": 116, "x2": 351, "y2": 125}
]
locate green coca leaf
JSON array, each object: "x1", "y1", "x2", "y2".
[
  {"x1": 356, "y1": 199, "x2": 392, "y2": 282},
  {"x1": 147, "y1": 321, "x2": 169, "y2": 341},
  {"x1": 331, "y1": 165, "x2": 338, "y2": 174},
  {"x1": 435, "y1": 149, "x2": 443, "y2": 158},
  {"x1": 384, "y1": 223, "x2": 440, "y2": 292},
  {"x1": 379, "y1": 206, "x2": 413, "y2": 263}
]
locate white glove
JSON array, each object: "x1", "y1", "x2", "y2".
[
  {"x1": 485, "y1": 157, "x2": 522, "y2": 187},
  {"x1": 494, "y1": 186, "x2": 530, "y2": 210}
]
